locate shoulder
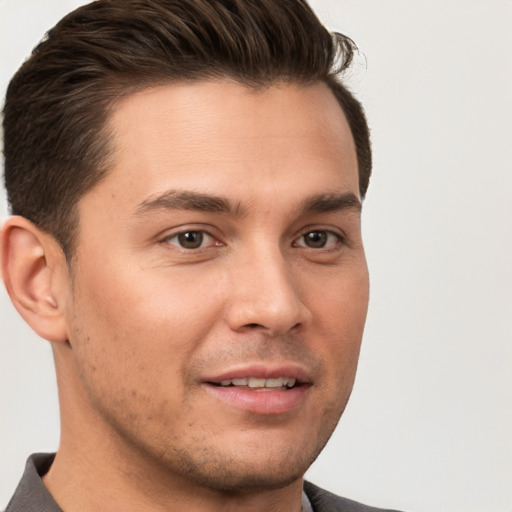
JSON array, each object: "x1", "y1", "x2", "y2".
[{"x1": 304, "y1": 481, "x2": 406, "y2": 512}]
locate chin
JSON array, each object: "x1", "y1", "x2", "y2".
[
  {"x1": 174, "y1": 457, "x2": 308, "y2": 494},
  {"x1": 157, "y1": 440, "x2": 321, "y2": 494}
]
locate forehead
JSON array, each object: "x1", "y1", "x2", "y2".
[{"x1": 83, "y1": 80, "x2": 358, "y2": 216}]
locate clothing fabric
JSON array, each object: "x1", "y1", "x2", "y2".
[
  {"x1": 5, "y1": 454, "x2": 58, "y2": 512},
  {"x1": 4, "y1": 453, "x2": 404, "y2": 512},
  {"x1": 303, "y1": 481, "x2": 404, "y2": 512}
]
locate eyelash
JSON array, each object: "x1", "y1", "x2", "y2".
[
  {"x1": 294, "y1": 229, "x2": 344, "y2": 250},
  {"x1": 162, "y1": 229, "x2": 221, "y2": 250},
  {"x1": 162, "y1": 228, "x2": 344, "y2": 251}
]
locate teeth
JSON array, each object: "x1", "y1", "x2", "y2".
[
  {"x1": 265, "y1": 377, "x2": 284, "y2": 388},
  {"x1": 216, "y1": 377, "x2": 296, "y2": 389},
  {"x1": 285, "y1": 378, "x2": 296, "y2": 388},
  {"x1": 248, "y1": 377, "x2": 266, "y2": 388}
]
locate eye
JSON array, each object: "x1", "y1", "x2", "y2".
[
  {"x1": 295, "y1": 230, "x2": 341, "y2": 249},
  {"x1": 164, "y1": 230, "x2": 218, "y2": 250}
]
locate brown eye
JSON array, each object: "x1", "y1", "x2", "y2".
[
  {"x1": 303, "y1": 231, "x2": 327, "y2": 248},
  {"x1": 178, "y1": 231, "x2": 204, "y2": 249},
  {"x1": 165, "y1": 230, "x2": 217, "y2": 249},
  {"x1": 295, "y1": 230, "x2": 340, "y2": 249}
]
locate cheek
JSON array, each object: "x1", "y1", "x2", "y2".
[
  {"x1": 307, "y1": 263, "x2": 369, "y2": 389},
  {"x1": 67, "y1": 262, "x2": 226, "y2": 400},
  {"x1": 308, "y1": 260, "x2": 369, "y2": 335},
  {"x1": 72, "y1": 253, "x2": 226, "y2": 340}
]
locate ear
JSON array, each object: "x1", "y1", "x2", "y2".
[{"x1": 1, "y1": 216, "x2": 70, "y2": 343}]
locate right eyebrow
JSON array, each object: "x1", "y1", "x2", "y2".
[
  {"x1": 134, "y1": 189, "x2": 245, "y2": 217},
  {"x1": 298, "y1": 192, "x2": 362, "y2": 215}
]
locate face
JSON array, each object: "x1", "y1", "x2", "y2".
[{"x1": 62, "y1": 80, "x2": 369, "y2": 492}]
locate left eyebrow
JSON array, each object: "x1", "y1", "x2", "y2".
[
  {"x1": 298, "y1": 192, "x2": 362, "y2": 215},
  {"x1": 134, "y1": 190, "x2": 245, "y2": 217}
]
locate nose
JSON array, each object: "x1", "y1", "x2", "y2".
[{"x1": 225, "y1": 247, "x2": 311, "y2": 337}]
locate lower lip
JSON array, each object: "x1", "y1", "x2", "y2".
[{"x1": 204, "y1": 384, "x2": 309, "y2": 415}]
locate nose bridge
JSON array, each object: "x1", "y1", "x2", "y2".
[{"x1": 226, "y1": 241, "x2": 309, "y2": 336}]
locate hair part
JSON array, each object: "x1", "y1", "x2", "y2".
[{"x1": 3, "y1": 0, "x2": 372, "y2": 258}]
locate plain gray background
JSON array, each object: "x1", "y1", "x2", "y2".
[{"x1": 1, "y1": 1, "x2": 511, "y2": 511}]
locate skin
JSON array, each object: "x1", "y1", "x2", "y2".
[{"x1": 2, "y1": 80, "x2": 369, "y2": 512}]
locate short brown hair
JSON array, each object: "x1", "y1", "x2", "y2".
[{"x1": 3, "y1": 0, "x2": 372, "y2": 257}]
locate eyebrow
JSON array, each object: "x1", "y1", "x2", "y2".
[
  {"x1": 299, "y1": 192, "x2": 362, "y2": 215},
  {"x1": 134, "y1": 189, "x2": 361, "y2": 218},
  {"x1": 135, "y1": 190, "x2": 244, "y2": 217}
]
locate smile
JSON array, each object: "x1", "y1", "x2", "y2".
[
  {"x1": 214, "y1": 377, "x2": 297, "y2": 390},
  {"x1": 203, "y1": 366, "x2": 311, "y2": 414}
]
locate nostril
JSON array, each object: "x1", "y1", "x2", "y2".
[{"x1": 240, "y1": 321, "x2": 303, "y2": 336}]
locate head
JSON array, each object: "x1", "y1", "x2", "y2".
[
  {"x1": 1, "y1": 0, "x2": 372, "y2": 503},
  {"x1": 3, "y1": 0, "x2": 371, "y2": 258}
]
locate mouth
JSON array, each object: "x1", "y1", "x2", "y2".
[
  {"x1": 202, "y1": 366, "x2": 311, "y2": 414},
  {"x1": 209, "y1": 376, "x2": 298, "y2": 391}
]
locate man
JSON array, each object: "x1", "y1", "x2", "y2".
[{"x1": 1, "y1": 1, "x2": 403, "y2": 511}]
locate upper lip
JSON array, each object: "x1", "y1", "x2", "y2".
[{"x1": 203, "y1": 363, "x2": 312, "y2": 385}]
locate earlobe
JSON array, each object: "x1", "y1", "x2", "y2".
[{"x1": 1, "y1": 216, "x2": 69, "y2": 343}]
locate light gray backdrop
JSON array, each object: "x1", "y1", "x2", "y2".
[{"x1": 1, "y1": 1, "x2": 511, "y2": 511}]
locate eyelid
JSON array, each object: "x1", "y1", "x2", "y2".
[
  {"x1": 293, "y1": 227, "x2": 345, "y2": 249},
  {"x1": 160, "y1": 226, "x2": 223, "y2": 250},
  {"x1": 294, "y1": 229, "x2": 343, "y2": 251}
]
